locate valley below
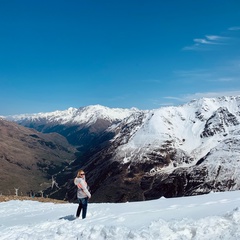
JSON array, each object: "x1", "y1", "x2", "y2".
[{"x1": 2, "y1": 96, "x2": 240, "y2": 203}]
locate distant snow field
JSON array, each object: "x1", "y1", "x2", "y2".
[{"x1": 1, "y1": 190, "x2": 240, "y2": 240}]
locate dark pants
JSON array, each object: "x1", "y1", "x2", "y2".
[{"x1": 76, "y1": 197, "x2": 88, "y2": 219}]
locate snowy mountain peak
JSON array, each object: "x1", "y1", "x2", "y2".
[
  {"x1": 5, "y1": 104, "x2": 140, "y2": 125},
  {"x1": 2, "y1": 95, "x2": 240, "y2": 203},
  {"x1": 77, "y1": 104, "x2": 140, "y2": 123},
  {"x1": 110, "y1": 95, "x2": 240, "y2": 171}
]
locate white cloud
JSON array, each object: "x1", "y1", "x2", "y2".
[
  {"x1": 214, "y1": 77, "x2": 235, "y2": 82},
  {"x1": 206, "y1": 35, "x2": 220, "y2": 40},
  {"x1": 206, "y1": 35, "x2": 230, "y2": 42},
  {"x1": 182, "y1": 45, "x2": 201, "y2": 51},
  {"x1": 167, "y1": 91, "x2": 240, "y2": 103},
  {"x1": 143, "y1": 79, "x2": 162, "y2": 83},
  {"x1": 151, "y1": 98, "x2": 175, "y2": 107},
  {"x1": 175, "y1": 58, "x2": 240, "y2": 83},
  {"x1": 228, "y1": 26, "x2": 240, "y2": 31},
  {"x1": 194, "y1": 38, "x2": 215, "y2": 44},
  {"x1": 175, "y1": 69, "x2": 212, "y2": 79},
  {"x1": 183, "y1": 32, "x2": 231, "y2": 51}
]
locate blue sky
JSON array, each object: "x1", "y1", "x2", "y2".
[{"x1": 0, "y1": 0, "x2": 240, "y2": 115}]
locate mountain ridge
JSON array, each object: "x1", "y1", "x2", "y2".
[
  {"x1": 2, "y1": 95, "x2": 240, "y2": 202},
  {"x1": 4, "y1": 104, "x2": 140, "y2": 125}
]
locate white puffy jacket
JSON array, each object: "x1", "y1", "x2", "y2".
[{"x1": 74, "y1": 177, "x2": 91, "y2": 199}]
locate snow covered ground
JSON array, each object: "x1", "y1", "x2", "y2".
[{"x1": 1, "y1": 190, "x2": 240, "y2": 240}]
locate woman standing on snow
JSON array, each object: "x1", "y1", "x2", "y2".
[{"x1": 74, "y1": 169, "x2": 91, "y2": 219}]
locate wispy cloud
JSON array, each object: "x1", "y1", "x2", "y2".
[
  {"x1": 164, "y1": 90, "x2": 240, "y2": 103},
  {"x1": 206, "y1": 35, "x2": 229, "y2": 41},
  {"x1": 175, "y1": 69, "x2": 237, "y2": 83},
  {"x1": 163, "y1": 96, "x2": 186, "y2": 101},
  {"x1": 151, "y1": 99, "x2": 174, "y2": 107},
  {"x1": 174, "y1": 57, "x2": 240, "y2": 83},
  {"x1": 193, "y1": 38, "x2": 216, "y2": 45},
  {"x1": 183, "y1": 30, "x2": 232, "y2": 51},
  {"x1": 150, "y1": 89, "x2": 240, "y2": 109},
  {"x1": 192, "y1": 35, "x2": 229, "y2": 45},
  {"x1": 228, "y1": 26, "x2": 240, "y2": 31},
  {"x1": 142, "y1": 79, "x2": 162, "y2": 83},
  {"x1": 174, "y1": 69, "x2": 213, "y2": 79},
  {"x1": 212, "y1": 77, "x2": 235, "y2": 82}
]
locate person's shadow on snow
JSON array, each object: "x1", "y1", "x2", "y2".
[{"x1": 59, "y1": 215, "x2": 76, "y2": 221}]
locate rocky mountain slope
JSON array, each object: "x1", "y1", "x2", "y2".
[
  {"x1": 6, "y1": 105, "x2": 139, "y2": 154},
  {"x1": 0, "y1": 118, "x2": 76, "y2": 196},
  {"x1": 4, "y1": 96, "x2": 240, "y2": 202}
]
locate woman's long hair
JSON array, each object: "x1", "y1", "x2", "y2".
[{"x1": 76, "y1": 169, "x2": 84, "y2": 178}]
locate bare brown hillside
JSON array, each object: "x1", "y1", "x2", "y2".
[{"x1": 0, "y1": 118, "x2": 76, "y2": 196}]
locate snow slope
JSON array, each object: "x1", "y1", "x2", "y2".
[
  {"x1": 114, "y1": 96, "x2": 240, "y2": 166},
  {"x1": 1, "y1": 190, "x2": 240, "y2": 240}
]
